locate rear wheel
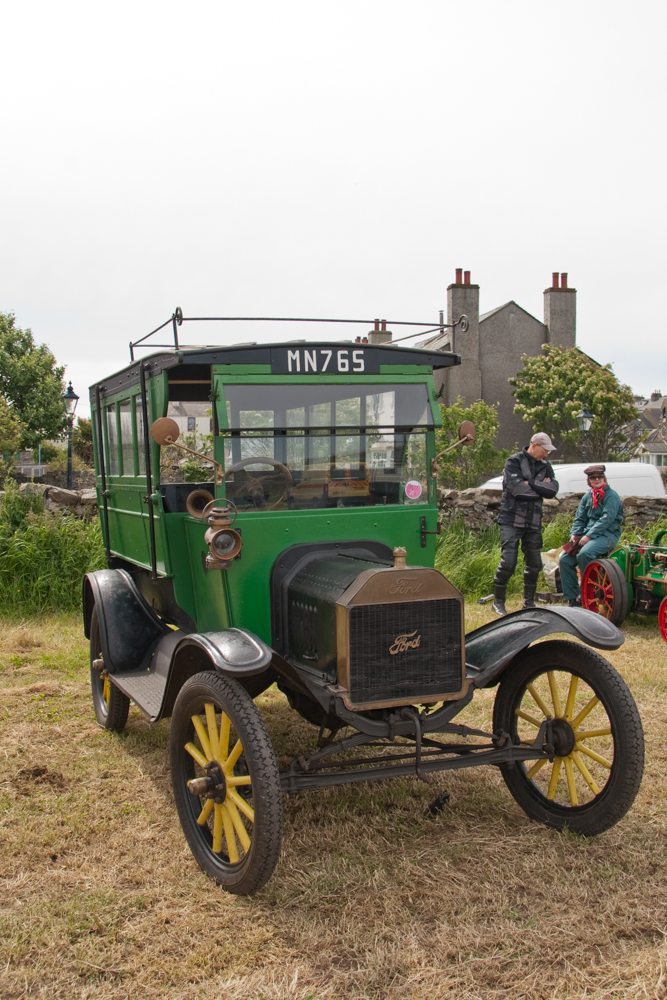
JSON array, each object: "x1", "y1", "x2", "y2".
[
  {"x1": 581, "y1": 558, "x2": 629, "y2": 625},
  {"x1": 170, "y1": 671, "x2": 283, "y2": 895},
  {"x1": 493, "y1": 640, "x2": 644, "y2": 836},
  {"x1": 659, "y1": 597, "x2": 667, "y2": 644},
  {"x1": 90, "y1": 606, "x2": 130, "y2": 731}
]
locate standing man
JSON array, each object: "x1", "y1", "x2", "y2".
[
  {"x1": 493, "y1": 432, "x2": 559, "y2": 616},
  {"x1": 559, "y1": 465, "x2": 624, "y2": 607}
]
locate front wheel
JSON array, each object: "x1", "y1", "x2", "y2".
[
  {"x1": 170, "y1": 671, "x2": 283, "y2": 895},
  {"x1": 492, "y1": 640, "x2": 644, "y2": 836}
]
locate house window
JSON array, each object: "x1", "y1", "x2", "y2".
[{"x1": 187, "y1": 417, "x2": 196, "y2": 432}]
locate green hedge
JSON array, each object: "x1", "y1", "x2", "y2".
[{"x1": 0, "y1": 483, "x2": 105, "y2": 613}]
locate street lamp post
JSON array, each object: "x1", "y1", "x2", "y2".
[
  {"x1": 575, "y1": 405, "x2": 594, "y2": 462},
  {"x1": 62, "y1": 382, "x2": 79, "y2": 491}
]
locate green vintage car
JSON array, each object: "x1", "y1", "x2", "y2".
[{"x1": 84, "y1": 311, "x2": 644, "y2": 895}]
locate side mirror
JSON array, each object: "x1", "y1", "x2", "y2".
[
  {"x1": 458, "y1": 420, "x2": 476, "y2": 445},
  {"x1": 150, "y1": 417, "x2": 180, "y2": 446},
  {"x1": 150, "y1": 417, "x2": 224, "y2": 482},
  {"x1": 431, "y1": 420, "x2": 477, "y2": 477}
]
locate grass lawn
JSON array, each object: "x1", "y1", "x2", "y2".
[{"x1": 1, "y1": 604, "x2": 666, "y2": 999}]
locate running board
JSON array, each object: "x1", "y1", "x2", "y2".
[{"x1": 110, "y1": 630, "x2": 183, "y2": 722}]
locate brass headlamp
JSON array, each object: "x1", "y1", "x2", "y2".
[{"x1": 203, "y1": 502, "x2": 242, "y2": 569}]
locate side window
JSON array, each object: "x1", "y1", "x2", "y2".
[
  {"x1": 119, "y1": 401, "x2": 134, "y2": 476},
  {"x1": 135, "y1": 399, "x2": 146, "y2": 475},
  {"x1": 106, "y1": 405, "x2": 119, "y2": 475}
]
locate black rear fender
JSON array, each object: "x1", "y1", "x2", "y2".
[
  {"x1": 465, "y1": 606, "x2": 624, "y2": 688},
  {"x1": 83, "y1": 569, "x2": 168, "y2": 673}
]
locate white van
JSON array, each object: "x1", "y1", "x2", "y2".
[{"x1": 478, "y1": 462, "x2": 666, "y2": 498}]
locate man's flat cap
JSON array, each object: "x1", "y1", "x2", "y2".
[{"x1": 583, "y1": 464, "x2": 606, "y2": 476}]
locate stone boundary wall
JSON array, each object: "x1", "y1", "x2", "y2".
[
  {"x1": 12, "y1": 482, "x2": 98, "y2": 520},
  {"x1": 438, "y1": 487, "x2": 667, "y2": 535}
]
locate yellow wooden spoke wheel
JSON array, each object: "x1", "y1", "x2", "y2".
[
  {"x1": 170, "y1": 671, "x2": 282, "y2": 895},
  {"x1": 89, "y1": 605, "x2": 130, "y2": 731},
  {"x1": 492, "y1": 640, "x2": 644, "y2": 836}
]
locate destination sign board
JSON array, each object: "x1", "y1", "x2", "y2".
[{"x1": 271, "y1": 346, "x2": 379, "y2": 375}]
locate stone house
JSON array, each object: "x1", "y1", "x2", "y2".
[
  {"x1": 420, "y1": 269, "x2": 578, "y2": 452},
  {"x1": 635, "y1": 392, "x2": 667, "y2": 469}
]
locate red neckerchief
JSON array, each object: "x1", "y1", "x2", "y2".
[{"x1": 591, "y1": 483, "x2": 606, "y2": 509}]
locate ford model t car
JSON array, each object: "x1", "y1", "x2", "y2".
[{"x1": 83, "y1": 311, "x2": 644, "y2": 895}]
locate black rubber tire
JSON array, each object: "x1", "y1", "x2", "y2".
[
  {"x1": 90, "y1": 605, "x2": 130, "y2": 731},
  {"x1": 581, "y1": 558, "x2": 629, "y2": 625},
  {"x1": 493, "y1": 640, "x2": 644, "y2": 836},
  {"x1": 170, "y1": 671, "x2": 283, "y2": 895}
]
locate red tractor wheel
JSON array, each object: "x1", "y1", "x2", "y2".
[
  {"x1": 659, "y1": 597, "x2": 667, "y2": 644},
  {"x1": 581, "y1": 559, "x2": 629, "y2": 626}
]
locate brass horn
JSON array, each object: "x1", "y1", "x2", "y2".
[{"x1": 185, "y1": 489, "x2": 215, "y2": 519}]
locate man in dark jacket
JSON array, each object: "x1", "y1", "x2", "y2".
[
  {"x1": 493, "y1": 432, "x2": 559, "y2": 615},
  {"x1": 559, "y1": 465, "x2": 624, "y2": 607}
]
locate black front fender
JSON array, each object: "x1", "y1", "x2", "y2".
[
  {"x1": 465, "y1": 606, "x2": 624, "y2": 688},
  {"x1": 159, "y1": 629, "x2": 275, "y2": 717}
]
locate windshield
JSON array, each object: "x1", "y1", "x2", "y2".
[{"x1": 220, "y1": 382, "x2": 432, "y2": 510}]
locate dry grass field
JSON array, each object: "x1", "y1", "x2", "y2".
[{"x1": 1, "y1": 604, "x2": 666, "y2": 1000}]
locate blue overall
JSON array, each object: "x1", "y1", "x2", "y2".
[{"x1": 559, "y1": 486, "x2": 624, "y2": 600}]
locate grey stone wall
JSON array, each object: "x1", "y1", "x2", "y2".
[
  {"x1": 14, "y1": 482, "x2": 98, "y2": 519},
  {"x1": 438, "y1": 487, "x2": 667, "y2": 535}
]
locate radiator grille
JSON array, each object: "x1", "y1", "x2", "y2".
[{"x1": 348, "y1": 599, "x2": 462, "y2": 705}]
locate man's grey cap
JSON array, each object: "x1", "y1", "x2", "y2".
[{"x1": 530, "y1": 432, "x2": 557, "y2": 452}]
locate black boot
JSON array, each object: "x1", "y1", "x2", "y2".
[
  {"x1": 568, "y1": 597, "x2": 581, "y2": 608},
  {"x1": 492, "y1": 585, "x2": 507, "y2": 616},
  {"x1": 523, "y1": 582, "x2": 538, "y2": 609}
]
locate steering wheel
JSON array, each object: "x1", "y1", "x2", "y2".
[{"x1": 224, "y1": 457, "x2": 293, "y2": 509}]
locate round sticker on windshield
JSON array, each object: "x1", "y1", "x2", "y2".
[{"x1": 405, "y1": 480, "x2": 422, "y2": 500}]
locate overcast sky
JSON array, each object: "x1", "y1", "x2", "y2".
[{"x1": 1, "y1": 1, "x2": 665, "y2": 420}]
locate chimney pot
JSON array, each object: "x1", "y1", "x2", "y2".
[
  {"x1": 464, "y1": 270, "x2": 471, "y2": 285},
  {"x1": 552, "y1": 272, "x2": 559, "y2": 289},
  {"x1": 455, "y1": 268, "x2": 463, "y2": 284},
  {"x1": 560, "y1": 273, "x2": 568, "y2": 289},
  {"x1": 374, "y1": 319, "x2": 380, "y2": 331},
  {"x1": 381, "y1": 319, "x2": 386, "y2": 332}
]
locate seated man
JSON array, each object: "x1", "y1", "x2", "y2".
[{"x1": 559, "y1": 464, "x2": 624, "y2": 607}]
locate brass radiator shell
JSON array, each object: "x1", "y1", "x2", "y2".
[{"x1": 335, "y1": 565, "x2": 467, "y2": 711}]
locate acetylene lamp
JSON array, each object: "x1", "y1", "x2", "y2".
[{"x1": 203, "y1": 502, "x2": 242, "y2": 569}]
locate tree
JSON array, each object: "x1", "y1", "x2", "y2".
[
  {"x1": 0, "y1": 397, "x2": 23, "y2": 486},
  {"x1": 435, "y1": 398, "x2": 509, "y2": 490},
  {"x1": 72, "y1": 417, "x2": 94, "y2": 467},
  {"x1": 509, "y1": 345, "x2": 640, "y2": 462},
  {"x1": 0, "y1": 312, "x2": 67, "y2": 450}
]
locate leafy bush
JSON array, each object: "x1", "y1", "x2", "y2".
[{"x1": 0, "y1": 483, "x2": 105, "y2": 612}]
